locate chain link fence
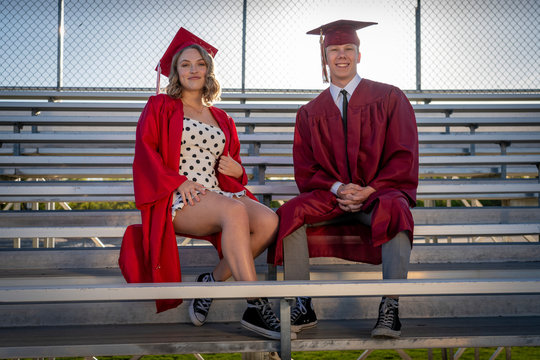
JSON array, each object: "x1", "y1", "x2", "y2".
[
  {"x1": 421, "y1": 0, "x2": 539, "y2": 90},
  {"x1": 1, "y1": 0, "x2": 538, "y2": 91}
]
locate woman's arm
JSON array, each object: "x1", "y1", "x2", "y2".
[{"x1": 133, "y1": 96, "x2": 186, "y2": 209}]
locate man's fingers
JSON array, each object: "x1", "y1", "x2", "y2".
[
  {"x1": 337, "y1": 198, "x2": 356, "y2": 206},
  {"x1": 343, "y1": 193, "x2": 364, "y2": 201},
  {"x1": 337, "y1": 198, "x2": 363, "y2": 205},
  {"x1": 338, "y1": 203, "x2": 349, "y2": 211}
]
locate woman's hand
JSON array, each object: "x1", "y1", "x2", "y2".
[
  {"x1": 217, "y1": 155, "x2": 243, "y2": 178},
  {"x1": 177, "y1": 180, "x2": 206, "y2": 206}
]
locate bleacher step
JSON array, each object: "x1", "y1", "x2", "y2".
[
  {"x1": 1, "y1": 317, "x2": 539, "y2": 358},
  {"x1": 2, "y1": 294, "x2": 540, "y2": 327}
]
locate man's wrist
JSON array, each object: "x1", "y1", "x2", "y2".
[{"x1": 331, "y1": 181, "x2": 344, "y2": 196}]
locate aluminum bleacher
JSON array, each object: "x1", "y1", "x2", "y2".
[{"x1": 0, "y1": 90, "x2": 539, "y2": 359}]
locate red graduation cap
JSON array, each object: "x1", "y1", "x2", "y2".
[
  {"x1": 307, "y1": 20, "x2": 377, "y2": 83},
  {"x1": 154, "y1": 28, "x2": 218, "y2": 93}
]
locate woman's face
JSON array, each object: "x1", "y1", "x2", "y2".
[{"x1": 177, "y1": 47, "x2": 208, "y2": 92}]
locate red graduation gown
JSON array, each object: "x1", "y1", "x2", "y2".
[
  {"x1": 119, "y1": 94, "x2": 256, "y2": 313},
  {"x1": 270, "y1": 79, "x2": 419, "y2": 265}
]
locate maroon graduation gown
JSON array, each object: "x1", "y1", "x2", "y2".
[
  {"x1": 119, "y1": 94, "x2": 256, "y2": 313},
  {"x1": 270, "y1": 79, "x2": 418, "y2": 265}
]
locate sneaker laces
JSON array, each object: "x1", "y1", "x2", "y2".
[
  {"x1": 291, "y1": 297, "x2": 308, "y2": 322},
  {"x1": 194, "y1": 273, "x2": 214, "y2": 312},
  {"x1": 252, "y1": 298, "x2": 280, "y2": 330},
  {"x1": 378, "y1": 298, "x2": 398, "y2": 328},
  {"x1": 194, "y1": 297, "x2": 212, "y2": 312}
]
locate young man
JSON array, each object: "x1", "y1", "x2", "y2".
[{"x1": 272, "y1": 20, "x2": 419, "y2": 338}]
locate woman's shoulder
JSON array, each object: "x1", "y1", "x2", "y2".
[
  {"x1": 143, "y1": 93, "x2": 182, "y2": 113},
  {"x1": 209, "y1": 105, "x2": 233, "y2": 122},
  {"x1": 209, "y1": 104, "x2": 227, "y2": 115},
  {"x1": 148, "y1": 93, "x2": 176, "y2": 104}
]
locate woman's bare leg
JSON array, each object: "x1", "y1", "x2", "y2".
[
  {"x1": 172, "y1": 191, "x2": 256, "y2": 281},
  {"x1": 212, "y1": 196, "x2": 278, "y2": 281}
]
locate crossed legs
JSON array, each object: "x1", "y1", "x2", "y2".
[
  {"x1": 172, "y1": 191, "x2": 278, "y2": 282},
  {"x1": 173, "y1": 191, "x2": 283, "y2": 339}
]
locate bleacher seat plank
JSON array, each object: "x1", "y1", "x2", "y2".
[
  {"x1": 0, "y1": 242, "x2": 538, "y2": 270},
  {"x1": 2, "y1": 100, "x2": 540, "y2": 114},
  {"x1": 2, "y1": 223, "x2": 538, "y2": 239},
  {"x1": 1, "y1": 180, "x2": 538, "y2": 202},
  {"x1": 292, "y1": 317, "x2": 540, "y2": 351},
  {"x1": 1, "y1": 154, "x2": 539, "y2": 167},
  {"x1": 2, "y1": 278, "x2": 540, "y2": 302},
  {"x1": 0, "y1": 317, "x2": 539, "y2": 358},
  {"x1": 2, "y1": 115, "x2": 540, "y2": 130},
  {"x1": 1, "y1": 90, "x2": 539, "y2": 102},
  {"x1": 2, "y1": 132, "x2": 540, "y2": 145},
  {"x1": 0, "y1": 322, "x2": 280, "y2": 358}
]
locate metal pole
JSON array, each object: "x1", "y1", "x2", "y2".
[
  {"x1": 57, "y1": 0, "x2": 65, "y2": 89},
  {"x1": 415, "y1": 0, "x2": 421, "y2": 91},
  {"x1": 241, "y1": 0, "x2": 247, "y2": 93}
]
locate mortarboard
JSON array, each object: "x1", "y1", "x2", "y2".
[
  {"x1": 307, "y1": 20, "x2": 377, "y2": 83},
  {"x1": 155, "y1": 28, "x2": 218, "y2": 94}
]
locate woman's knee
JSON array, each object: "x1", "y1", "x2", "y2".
[
  {"x1": 263, "y1": 210, "x2": 279, "y2": 233},
  {"x1": 249, "y1": 203, "x2": 278, "y2": 231},
  {"x1": 222, "y1": 198, "x2": 249, "y2": 223}
]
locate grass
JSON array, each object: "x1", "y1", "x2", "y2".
[{"x1": 12, "y1": 347, "x2": 539, "y2": 360}]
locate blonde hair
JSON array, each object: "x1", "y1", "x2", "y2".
[{"x1": 166, "y1": 44, "x2": 221, "y2": 105}]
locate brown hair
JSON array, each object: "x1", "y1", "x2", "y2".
[{"x1": 166, "y1": 44, "x2": 221, "y2": 105}]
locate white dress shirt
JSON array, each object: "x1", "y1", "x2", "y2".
[
  {"x1": 328, "y1": 74, "x2": 362, "y2": 195},
  {"x1": 329, "y1": 74, "x2": 362, "y2": 117}
]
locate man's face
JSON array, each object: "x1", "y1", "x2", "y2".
[{"x1": 325, "y1": 43, "x2": 361, "y2": 87}]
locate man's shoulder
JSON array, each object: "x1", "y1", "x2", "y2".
[
  {"x1": 301, "y1": 88, "x2": 332, "y2": 113},
  {"x1": 355, "y1": 79, "x2": 405, "y2": 102}
]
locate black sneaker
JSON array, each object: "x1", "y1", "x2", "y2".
[
  {"x1": 189, "y1": 272, "x2": 214, "y2": 326},
  {"x1": 241, "y1": 298, "x2": 282, "y2": 340},
  {"x1": 291, "y1": 297, "x2": 318, "y2": 332},
  {"x1": 371, "y1": 297, "x2": 401, "y2": 338}
]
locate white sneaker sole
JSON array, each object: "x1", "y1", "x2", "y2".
[
  {"x1": 371, "y1": 326, "x2": 401, "y2": 339},
  {"x1": 291, "y1": 320, "x2": 318, "y2": 333},
  {"x1": 188, "y1": 299, "x2": 206, "y2": 327},
  {"x1": 241, "y1": 320, "x2": 297, "y2": 340}
]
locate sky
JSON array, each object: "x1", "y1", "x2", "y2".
[{"x1": 1, "y1": 0, "x2": 538, "y2": 91}]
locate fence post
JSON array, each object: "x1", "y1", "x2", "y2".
[
  {"x1": 415, "y1": 0, "x2": 421, "y2": 91},
  {"x1": 57, "y1": 0, "x2": 64, "y2": 90},
  {"x1": 241, "y1": 0, "x2": 247, "y2": 93}
]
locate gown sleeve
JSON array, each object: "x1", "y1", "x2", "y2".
[
  {"x1": 226, "y1": 115, "x2": 248, "y2": 185},
  {"x1": 367, "y1": 88, "x2": 419, "y2": 199},
  {"x1": 133, "y1": 96, "x2": 186, "y2": 209},
  {"x1": 293, "y1": 107, "x2": 338, "y2": 193}
]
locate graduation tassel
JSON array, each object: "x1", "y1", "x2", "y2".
[
  {"x1": 319, "y1": 29, "x2": 329, "y2": 83},
  {"x1": 155, "y1": 62, "x2": 161, "y2": 95}
]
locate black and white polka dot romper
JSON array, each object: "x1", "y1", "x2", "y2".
[{"x1": 171, "y1": 117, "x2": 245, "y2": 218}]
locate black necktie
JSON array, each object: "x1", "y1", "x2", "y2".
[
  {"x1": 340, "y1": 89, "x2": 352, "y2": 180},
  {"x1": 340, "y1": 89, "x2": 348, "y2": 132}
]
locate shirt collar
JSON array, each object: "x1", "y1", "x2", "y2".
[{"x1": 329, "y1": 74, "x2": 362, "y2": 103}]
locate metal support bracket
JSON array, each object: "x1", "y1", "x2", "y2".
[{"x1": 279, "y1": 297, "x2": 294, "y2": 360}]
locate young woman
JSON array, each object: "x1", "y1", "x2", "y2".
[{"x1": 120, "y1": 28, "x2": 281, "y2": 340}]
